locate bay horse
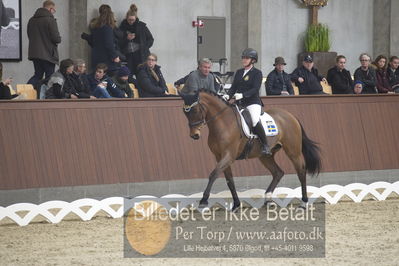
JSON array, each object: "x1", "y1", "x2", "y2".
[{"x1": 181, "y1": 90, "x2": 321, "y2": 211}]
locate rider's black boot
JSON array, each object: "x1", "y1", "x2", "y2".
[{"x1": 253, "y1": 122, "x2": 272, "y2": 156}]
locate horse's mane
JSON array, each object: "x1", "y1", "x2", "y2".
[{"x1": 198, "y1": 89, "x2": 234, "y2": 107}]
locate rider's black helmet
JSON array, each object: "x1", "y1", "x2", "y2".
[{"x1": 242, "y1": 48, "x2": 258, "y2": 63}]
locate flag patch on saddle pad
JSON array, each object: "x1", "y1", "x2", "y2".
[{"x1": 260, "y1": 113, "x2": 279, "y2": 136}]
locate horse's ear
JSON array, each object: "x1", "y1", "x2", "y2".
[{"x1": 180, "y1": 91, "x2": 199, "y2": 106}]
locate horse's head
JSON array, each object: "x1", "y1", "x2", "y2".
[{"x1": 181, "y1": 92, "x2": 205, "y2": 140}]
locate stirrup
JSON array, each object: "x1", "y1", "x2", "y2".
[{"x1": 261, "y1": 144, "x2": 272, "y2": 156}]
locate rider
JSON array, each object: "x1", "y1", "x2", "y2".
[{"x1": 222, "y1": 48, "x2": 271, "y2": 156}]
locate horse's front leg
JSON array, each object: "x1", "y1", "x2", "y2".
[
  {"x1": 224, "y1": 166, "x2": 241, "y2": 212},
  {"x1": 199, "y1": 154, "x2": 233, "y2": 208}
]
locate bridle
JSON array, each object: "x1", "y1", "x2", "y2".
[{"x1": 183, "y1": 99, "x2": 229, "y2": 129}]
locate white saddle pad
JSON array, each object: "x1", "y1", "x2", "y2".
[{"x1": 236, "y1": 106, "x2": 279, "y2": 138}]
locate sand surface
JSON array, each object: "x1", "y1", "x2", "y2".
[{"x1": 0, "y1": 199, "x2": 398, "y2": 266}]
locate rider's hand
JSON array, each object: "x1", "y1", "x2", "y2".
[
  {"x1": 222, "y1": 94, "x2": 230, "y2": 101},
  {"x1": 234, "y1": 93, "x2": 243, "y2": 100}
]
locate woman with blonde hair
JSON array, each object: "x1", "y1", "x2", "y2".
[
  {"x1": 119, "y1": 4, "x2": 154, "y2": 76},
  {"x1": 89, "y1": 4, "x2": 120, "y2": 75}
]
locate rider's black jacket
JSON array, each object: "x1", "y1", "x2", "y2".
[{"x1": 228, "y1": 67, "x2": 263, "y2": 107}]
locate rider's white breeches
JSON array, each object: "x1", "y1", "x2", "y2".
[{"x1": 247, "y1": 104, "x2": 262, "y2": 127}]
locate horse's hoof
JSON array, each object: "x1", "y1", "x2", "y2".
[
  {"x1": 231, "y1": 202, "x2": 241, "y2": 212},
  {"x1": 298, "y1": 201, "x2": 308, "y2": 209},
  {"x1": 198, "y1": 201, "x2": 208, "y2": 208}
]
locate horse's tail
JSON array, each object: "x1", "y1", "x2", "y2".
[{"x1": 300, "y1": 123, "x2": 322, "y2": 176}]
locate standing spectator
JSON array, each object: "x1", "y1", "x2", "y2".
[
  {"x1": 45, "y1": 59, "x2": 75, "y2": 99},
  {"x1": 69, "y1": 59, "x2": 95, "y2": 99},
  {"x1": 112, "y1": 66, "x2": 133, "y2": 98},
  {"x1": 327, "y1": 55, "x2": 354, "y2": 94},
  {"x1": 290, "y1": 55, "x2": 327, "y2": 95},
  {"x1": 374, "y1": 55, "x2": 393, "y2": 94},
  {"x1": 137, "y1": 53, "x2": 169, "y2": 97},
  {"x1": 87, "y1": 63, "x2": 125, "y2": 98},
  {"x1": 0, "y1": 0, "x2": 10, "y2": 45},
  {"x1": 90, "y1": 5, "x2": 120, "y2": 75},
  {"x1": 387, "y1": 56, "x2": 399, "y2": 93},
  {"x1": 265, "y1": 57, "x2": 294, "y2": 96},
  {"x1": 181, "y1": 58, "x2": 215, "y2": 95},
  {"x1": 27, "y1": 0, "x2": 61, "y2": 86},
  {"x1": 354, "y1": 53, "x2": 377, "y2": 94},
  {"x1": 119, "y1": 4, "x2": 154, "y2": 76}
]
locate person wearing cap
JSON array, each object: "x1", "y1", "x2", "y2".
[
  {"x1": 353, "y1": 81, "x2": 363, "y2": 94},
  {"x1": 327, "y1": 55, "x2": 354, "y2": 94},
  {"x1": 290, "y1": 55, "x2": 327, "y2": 95},
  {"x1": 223, "y1": 48, "x2": 271, "y2": 156},
  {"x1": 265, "y1": 57, "x2": 294, "y2": 96},
  {"x1": 112, "y1": 66, "x2": 134, "y2": 98},
  {"x1": 354, "y1": 53, "x2": 377, "y2": 94}
]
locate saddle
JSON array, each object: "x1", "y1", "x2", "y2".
[{"x1": 235, "y1": 105, "x2": 278, "y2": 138}]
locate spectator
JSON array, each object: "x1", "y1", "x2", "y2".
[
  {"x1": 45, "y1": 59, "x2": 76, "y2": 99},
  {"x1": 0, "y1": 0, "x2": 10, "y2": 45},
  {"x1": 374, "y1": 55, "x2": 393, "y2": 94},
  {"x1": 353, "y1": 81, "x2": 363, "y2": 95},
  {"x1": 119, "y1": 4, "x2": 154, "y2": 76},
  {"x1": 354, "y1": 53, "x2": 377, "y2": 94},
  {"x1": 290, "y1": 55, "x2": 327, "y2": 95},
  {"x1": 112, "y1": 66, "x2": 133, "y2": 98},
  {"x1": 174, "y1": 68, "x2": 222, "y2": 92},
  {"x1": 0, "y1": 62, "x2": 24, "y2": 100},
  {"x1": 27, "y1": 0, "x2": 61, "y2": 87},
  {"x1": 327, "y1": 55, "x2": 354, "y2": 94},
  {"x1": 69, "y1": 59, "x2": 95, "y2": 99},
  {"x1": 387, "y1": 56, "x2": 399, "y2": 93},
  {"x1": 265, "y1": 57, "x2": 294, "y2": 96},
  {"x1": 137, "y1": 53, "x2": 170, "y2": 97},
  {"x1": 180, "y1": 58, "x2": 215, "y2": 95},
  {"x1": 88, "y1": 63, "x2": 125, "y2": 98},
  {"x1": 89, "y1": 5, "x2": 120, "y2": 75}
]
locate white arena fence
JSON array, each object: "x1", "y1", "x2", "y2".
[{"x1": 1, "y1": 181, "x2": 398, "y2": 227}]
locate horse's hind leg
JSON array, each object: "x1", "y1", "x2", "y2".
[
  {"x1": 258, "y1": 156, "x2": 284, "y2": 204},
  {"x1": 199, "y1": 154, "x2": 233, "y2": 208},
  {"x1": 285, "y1": 152, "x2": 308, "y2": 207},
  {"x1": 223, "y1": 166, "x2": 241, "y2": 211}
]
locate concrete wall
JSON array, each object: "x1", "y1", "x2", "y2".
[
  {"x1": 85, "y1": 0, "x2": 231, "y2": 83},
  {"x1": 260, "y1": 0, "x2": 374, "y2": 88},
  {"x1": 2, "y1": 0, "x2": 69, "y2": 86}
]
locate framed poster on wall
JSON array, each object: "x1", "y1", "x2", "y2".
[{"x1": 0, "y1": 0, "x2": 22, "y2": 61}]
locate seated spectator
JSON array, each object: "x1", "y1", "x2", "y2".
[
  {"x1": 180, "y1": 58, "x2": 216, "y2": 95},
  {"x1": 265, "y1": 57, "x2": 294, "y2": 96},
  {"x1": 290, "y1": 55, "x2": 327, "y2": 95},
  {"x1": 374, "y1": 55, "x2": 393, "y2": 94},
  {"x1": 88, "y1": 63, "x2": 126, "y2": 98},
  {"x1": 353, "y1": 81, "x2": 363, "y2": 94},
  {"x1": 0, "y1": 62, "x2": 24, "y2": 100},
  {"x1": 137, "y1": 53, "x2": 170, "y2": 97},
  {"x1": 354, "y1": 53, "x2": 377, "y2": 94},
  {"x1": 45, "y1": 59, "x2": 76, "y2": 99},
  {"x1": 387, "y1": 56, "x2": 399, "y2": 93},
  {"x1": 327, "y1": 55, "x2": 354, "y2": 94},
  {"x1": 69, "y1": 59, "x2": 95, "y2": 99},
  {"x1": 112, "y1": 66, "x2": 133, "y2": 98}
]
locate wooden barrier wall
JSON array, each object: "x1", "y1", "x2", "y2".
[{"x1": 0, "y1": 95, "x2": 398, "y2": 190}]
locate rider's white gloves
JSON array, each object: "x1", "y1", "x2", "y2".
[
  {"x1": 234, "y1": 93, "x2": 243, "y2": 100},
  {"x1": 222, "y1": 94, "x2": 230, "y2": 101}
]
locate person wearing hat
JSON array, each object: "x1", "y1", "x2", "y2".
[
  {"x1": 265, "y1": 57, "x2": 294, "y2": 96},
  {"x1": 222, "y1": 48, "x2": 271, "y2": 156},
  {"x1": 327, "y1": 55, "x2": 354, "y2": 94},
  {"x1": 290, "y1": 55, "x2": 327, "y2": 95},
  {"x1": 112, "y1": 66, "x2": 133, "y2": 98}
]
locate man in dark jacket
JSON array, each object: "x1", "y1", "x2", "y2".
[
  {"x1": 87, "y1": 63, "x2": 125, "y2": 98},
  {"x1": 265, "y1": 57, "x2": 294, "y2": 96},
  {"x1": 387, "y1": 56, "x2": 399, "y2": 93},
  {"x1": 27, "y1": 0, "x2": 61, "y2": 86},
  {"x1": 327, "y1": 55, "x2": 354, "y2": 94},
  {"x1": 354, "y1": 53, "x2": 377, "y2": 94},
  {"x1": 291, "y1": 55, "x2": 327, "y2": 95},
  {"x1": 68, "y1": 59, "x2": 94, "y2": 99},
  {"x1": 0, "y1": 0, "x2": 10, "y2": 46}
]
